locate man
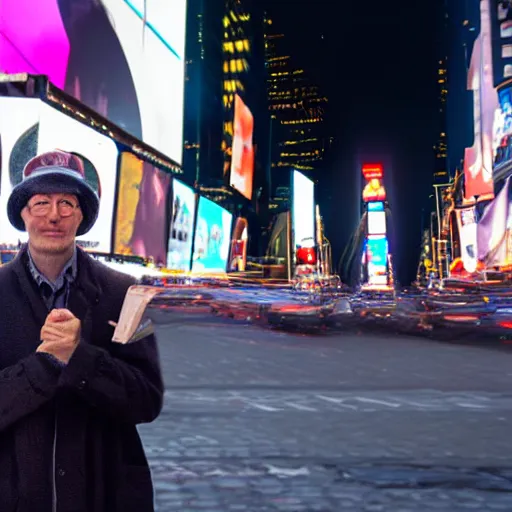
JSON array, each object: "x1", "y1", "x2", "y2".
[{"x1": 0, "y1": 150, "x2": 163, "y2": 511}]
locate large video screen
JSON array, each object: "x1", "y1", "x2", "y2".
[
  {"x1": 230, "y1": 95, "x2": 254, "y2": 200},
  {"x1": 0, "y1": 0, "x2": 187, "y2": 165},
  {"x1": 0, "y1": 97, "x2": 39, "y2": 247},
  {"x1": 367, "y1": 211, "x2": 386, "y2": 235},
  {"x1": 0, "y1": 97, "x2": 117, "y2": 252},
  {"x1": 292, "y1": 170, "x2": 315, "y2": 248},
  {"x1": 114, "y1": 151, "x2": 171, "y2": 264},
  {"x1": 493, "y1": 84, "x2": 512, "y2": 168},
  {"x1": 167, "y1": 178, "x2": 196, "y2": 271},
  {"x1": 191, "y1": 197, "x2": 233, "y2": 273},
  {"x1": 366, "y1": 235, "x2": 388, "y2": 286}
]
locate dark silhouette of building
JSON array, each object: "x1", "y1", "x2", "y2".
[
  {"x1": 263, "y1": 14, "x2": 332, "y2": 211},
  {"x1": 445, "y1": 0, "x2": 480, "y2": 178},
  {"x1": 434, "y1": 0, "x2": 449, "y2": 184},
  {"x1": 182, "y1": 0, "x2": 224, "y2": 186}
]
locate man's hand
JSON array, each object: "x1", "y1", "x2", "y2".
[{"x1": 37, "y1": 309, "x2": 81, "y2": 364}]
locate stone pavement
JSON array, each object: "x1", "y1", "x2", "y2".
[{"x1": 139, "y1": 312, "x2": 512, "y2": 511}]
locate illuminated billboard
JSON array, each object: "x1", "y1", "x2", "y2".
[
  {"x1": 292, "y1": 170, "x2": 315, "y2": 249},
  {"x1": 0, "y1": 97, "x2": 118, "y2": 252},
  {"x1": 464, "y1": 0, "x2": 497, "y2": 200},
  {"x1": 0, "y1": 0, "x2": 187, "y2": 164},
  {"x1": 167, "y1": 178, "x2": 196, "y2": 271},
  {"x1": 191, "y1": 197, "x2": 233, "y2": 273},
  {"x1": 114, "y1": 151, "x2": 171, "y2": 264},
  {"x1": 493, "y1": 83, "x2": 512, "y2": 168},
  {"x1": 366, "y1": 235, "x2": 388, "y2": 286},
  {"x1": 229, "y1": 217, "x2": 248, "y2": 271},
  {"x1": 491, "y1": 0, "x2": 512, "y2": 84},
  {"x1": 362, "y1": 163, "x2": 386, "y2": 202},
  {"x1": 229, "y1": 95, "x2": 254, "y2": 200},
  {"x1": 456, "y1": 207, "x2": 478, "y2": 273},
  {"x1": 367, "y1": 211, "x2": 386, "y2": 235}
]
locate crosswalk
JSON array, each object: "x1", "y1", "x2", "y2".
[{"x1": 162, "y1": 389, "x2": 512, "y2": 413}]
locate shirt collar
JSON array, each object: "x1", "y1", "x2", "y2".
[{"x1": 27, "y1": 245, "x2": 78, "y2": 292}]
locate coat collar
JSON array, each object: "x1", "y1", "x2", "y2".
[{"x1": 11, "y1": 244, "x2": 101, "y2": 327}]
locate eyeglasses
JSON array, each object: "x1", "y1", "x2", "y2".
[{"x1": 27, "y1": 199, "x2": 80, "y2": 217}]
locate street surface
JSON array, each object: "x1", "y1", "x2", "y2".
[{"x1": 140, "y1": 310, "x2": 512, "y2": 511}]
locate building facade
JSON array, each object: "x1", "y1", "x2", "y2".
[
  {"x1": 264, "y1": 15, "x2": 332, "y2": 211},
  {"x1": 445, "y1": 0, "x2": 480, "y2": 179},
  {"x1": 182, "y1": 0, "x2": 224, "y2": 187},
  {"x1": 434, "y1": 0, "x2": 449, "y2": 184},
  {"x1": 221, "y1": 0, "x2": 270, "y2": 206}
]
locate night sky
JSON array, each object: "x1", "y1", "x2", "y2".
[{"x1": 264, "y1": 0, "x2": 441, "y2": 284}]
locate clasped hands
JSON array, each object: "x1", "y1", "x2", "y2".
[{"x1": 37, "y1": 309, "x2": 81, "y2": 364}]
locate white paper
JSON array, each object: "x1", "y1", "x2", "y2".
[{"x1": 112, "y1": 285, "x2": 161, "y2": 344}]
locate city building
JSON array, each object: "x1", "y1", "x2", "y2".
[
  {"x1": 264, "y1": 14, "x2": 332, "y2": 211},
  {"x1": 434, "y1": 0, "x2": 449, "y2": 184},
  {"x1": 221, "y1": 1, "x2": 251, "y2": 179},
  {"x1": 445, "y1": 0, "x2": 480, "y2": 179},
  {"x1": 182, "y1": 0, "x2": 224, "y2": 186}
]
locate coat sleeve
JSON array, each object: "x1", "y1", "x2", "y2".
[
  {"x1": 0, "y1": 353, "x2": 61, "y2": 433},
  {"x1": 57, "y1": 326, "x2": 164, "y2": 425}
]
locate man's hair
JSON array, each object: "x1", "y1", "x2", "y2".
[{"x1": 24, "y1": 150, "x2": 85, "y2": 178}]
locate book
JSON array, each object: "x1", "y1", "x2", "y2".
[{"x1": 111, "y1": 285, "x2": 161, "y2": 344}]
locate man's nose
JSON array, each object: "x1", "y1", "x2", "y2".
[{"x1": 47, "y1": 202, "x2": 61, "y2": 221}]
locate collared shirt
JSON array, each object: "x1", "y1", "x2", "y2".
[{"x1": 27, "y1": 246, "x2": 78, "y2": 311}]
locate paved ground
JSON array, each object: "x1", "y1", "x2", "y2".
[{"x1": 139, "y1": 311, "x2": 512, "y2": 511}]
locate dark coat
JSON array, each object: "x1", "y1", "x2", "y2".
[{"x1": 0, "y1": 246, "x2": 164, "y2": 512}]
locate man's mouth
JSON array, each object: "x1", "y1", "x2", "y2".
[{"x1": 41, "y1": 231, "x2": 66, "y2": 237}]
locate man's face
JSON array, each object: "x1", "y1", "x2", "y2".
[{"x1": 20, "y1": 193, "x2": 83, "y2": 255}]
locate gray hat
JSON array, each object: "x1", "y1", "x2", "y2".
[{"x1": 7, "y1": 150, "x2": 100, "y2": 236}]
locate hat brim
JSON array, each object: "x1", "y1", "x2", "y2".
[{"x1": 7, "y1": 169, "x2": 100, "y2": 236}]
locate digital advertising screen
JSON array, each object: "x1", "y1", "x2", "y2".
[
  {"x1": 37, "y1": 103, "x2": 118, "y2": 253},
  {"x1": 191, "y1": 197, "x2": 233, "y2": 273},
  {"x1": 0, "y1": 97, "x2": 117, "y2": 252},
  {"x1": 491, "y1": 0, "x2": 512, "y2": 84},
  {"x1": 493, "y1": 83, "x2": 512, "y2": 168},
  {"x1": 230, "y1": 94, "x2": 254, "y2": 200},
  {"x1": 229, "y1": 217, "x2": 248, "y2": 271},
  {"x1": 362, "y1": 165, "x2": 386, "y2": 203},
  {"x1": 367, "y1": 211, "x2": 386, "y2": 235},
  {"x1": 0, "y1": 0, "x2": 187, "y2": 164},
  {"x1": 292, "y1": 170, "x2": 315, "y2": 249},
  {"x1": 367, "y1": 201, "x2": 384, "y2": 212},
  {"x1": 114, "y1": 151, "x2": 171, "y2": 264},
  {"x1": 456, "y1": 207, "x2": 478, "y2": 273},
  {"x1": 167, "y1": 178, "x2": 196, "y2": 271},
  {"x1": 464, "y1": 0, "x2": 497, "y2": 200},
  {"x1": 366, "y1": 235, "x2": 388, "y2": 286},
  {"x1": 0, "y1": 97, "x2": 39, "y2": 247}
]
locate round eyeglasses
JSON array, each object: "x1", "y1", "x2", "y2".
[{"x1": 27, "y1": 199, "x2": 80, "y2": 218}]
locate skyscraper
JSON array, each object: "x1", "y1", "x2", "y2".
[
  {"x1": 264, "y1": 15, "x2": 332, "y2": 206},
  {"x1": 434, "y1": 0, "x2": 449, "y2": 184},
  {"x1": 445, "y1": 0, "x2": 480, "y2": 178},
  {"x1": 221, "y1": 1, "x2": 270, "y2": 210},
  {"x1": 182, "y1": 0, "x2": 224, "y2": 186},
  {"x1": 221, "y1": 2, "x2": 252, "y2": 177}
]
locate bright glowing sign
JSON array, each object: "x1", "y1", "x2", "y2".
[
  {"x1": 0, "y1": 0, "x2": 187, "y2": 164},
  {"x1": 362, "y1": 164, "x2": 386, "y2": 202},
  {"x1": 367, "y1": 211, "x2": 386, "y2": 235},
  {"x1": 366, "y1": 235, "x2": 388, "y2": 286},
  {"x1": 362, "y1": 163, "x2": 383, "y2": 180},
  {"x1": 463, "y1": 0, "x2": 497, "y2": 200},
  {"x1": 367, "y1": 201, "x2": 384, "y2": 212},
  {"x1": 292, "y1": 170, "x2": 315, "y2": 248}
]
